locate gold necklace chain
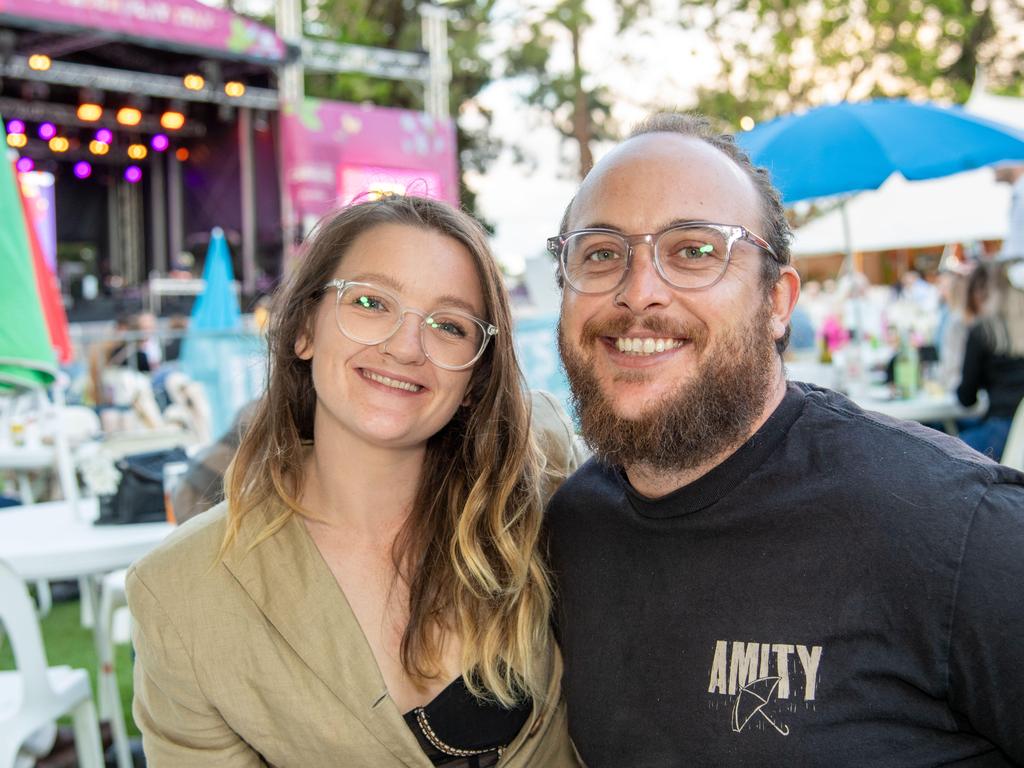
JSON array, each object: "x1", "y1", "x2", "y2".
[{"x1": 414, "y1": 707, "x2": 501, "y2": 758}]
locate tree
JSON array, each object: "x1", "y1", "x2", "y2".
[
  {"x1": 504, "y1": 0, "x2": 651, "y2": 179},
  {"x1": 301, "y1": 0, "x2": 502, "y2": 227},
  {"x1": 677, "y1": 0, "x2": 1024, "y2": 130}
]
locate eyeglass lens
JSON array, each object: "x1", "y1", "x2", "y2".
[
  {"x1": 561, "y1": 224, "x2": 732, "y2": 293},
  {"x1": 334, "y1": 283, "x2": 487, "y2": 369}
]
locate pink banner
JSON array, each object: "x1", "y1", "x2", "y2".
[
  {"x1": 0, "y1": 0, "x2": 285, "y2": 62},
  {"x1": 281, "y1": 98, "x2": 458, "y2": 235}
]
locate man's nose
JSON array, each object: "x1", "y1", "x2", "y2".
[{"x1": 614, "y1": 242, "x2": 673, "y2": 314}]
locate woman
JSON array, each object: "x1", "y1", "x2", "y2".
[
  {"x1": 957, "y1": 260, "x2": 1024, "y2": 460},
  {"x1": 127, "y1": 196, "x2": 581, "y2": 767}
]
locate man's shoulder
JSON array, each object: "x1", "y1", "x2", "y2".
[
  {"x1": 548, "y1": 456, "x2": 621, "y2": 515},
  {"x1": 795, "y1": 383, "x2": 1021, "y2": 484}
]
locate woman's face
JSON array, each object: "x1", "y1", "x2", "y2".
[{"x1": 297, "y1": 222, "x2": 486, "y2": 453}]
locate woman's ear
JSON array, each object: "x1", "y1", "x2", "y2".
[{"x1": 295, "y1": 329, "x2": 313, "y2": 360}]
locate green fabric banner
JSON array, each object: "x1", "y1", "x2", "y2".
[{"x1": 0, "y1": 120, "x2": 57, "y2": 391}]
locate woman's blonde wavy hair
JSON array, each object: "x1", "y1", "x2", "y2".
[{"x1": 224, "y1": 196, "x2": 552, "y2": 707}]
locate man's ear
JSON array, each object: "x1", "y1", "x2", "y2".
[{"x1": 770, "y1": 266, "x2": 801, "y2": 343}]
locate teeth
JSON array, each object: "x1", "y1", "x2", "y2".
[
  {"x1": 614, "y1": 337, "x2": 683, "y2": 356},
  {"x1": 363, "y1": 370, "x2": 422, "y2": 392}
]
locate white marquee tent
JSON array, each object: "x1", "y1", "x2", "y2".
[{"x1": 791, "y1": 87, "x2": 1024, "y2": 258}]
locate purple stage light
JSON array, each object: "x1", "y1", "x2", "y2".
[
  {"x1": 124, "y1": 165, "x2": 142, "y2": 183},
  {"x1": 73, "y1": 161, "x2": 92, "y2": 179},
  {"x1": 38, "y1": 122, "x2": 57, "y2": 140},
  {"x1": 150, "y1": 134, "x2": 169, "y2": 152},
  {"x1": 16, "y1": 157, "x2": 34, "y2": 173},
  {"x1": 95, "y1": 128, "x2": 113, "y2": 144},
  {"x1": 7, "y1": 119, "x2": 25, "y2": 135}
]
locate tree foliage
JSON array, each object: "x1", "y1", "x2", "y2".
[
  {"x1": 302, "y1": 0, "x2": 501, "y2": 226},
  {"x1": 504, "y1": 0, "x2": 651, "y2": 179},
  {"x1": 678, "y1": 0, "x2": 1024, "y2": 130}
]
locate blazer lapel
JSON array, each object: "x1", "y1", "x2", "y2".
[{"x1": 221, "y1": 502, "x2": 429, "y2": 767}]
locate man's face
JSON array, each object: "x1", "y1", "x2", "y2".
[{"x1": 557, "y1": 133, "x2": 797, "y2": 472}]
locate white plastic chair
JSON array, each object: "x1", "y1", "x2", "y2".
[
  {"x1": 0, "y1": 376, "x2": 80, "y2": 619},
  {"x1": 1000, "y1": 397, "x2": 1024, "y2": 471},
  {"x1": 0, "y1": 560, "x2": 104, "y2": 768},
  {"x1": 96, "y1": 568, "x2": 132, "y2": 768}
]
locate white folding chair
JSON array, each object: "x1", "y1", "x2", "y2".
[
  {"x1": 1000, "y1": 397, "x2": 1024, "y2": 471},
  {"x1": 0, "y1": 377, "x2": 80, "y2": 619},
  {"x1": 0, "y1": 560, "x2": 104, "y2": 768},
  {"x1": 96, "y1": 568, "x2": 132, "y2": 768}
]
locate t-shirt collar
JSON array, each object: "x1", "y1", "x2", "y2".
[{"x1": 616, "y1": 382, "x2": 806, "y2": 519}]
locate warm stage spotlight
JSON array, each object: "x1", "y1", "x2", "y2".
[
  {"x1": 160, "y1": 111, "x2": 186, "y2": 130},
  {"x1": 6, "y1": 133, "x2": 27, "y2": 148},
  {"x1": 28, "y1": 54, "x2": 51, "y2": 71},
  {"x1": 77, "y1": 103, "x2": 103, "y2": 122},
  {"x1": 224, "y1": 81, "x2": 246, "y2": 98},
  {"x1": 175, "y1": 147, "x2": 190, "y2": 162},
  {"x1": 183, "y1": 74, "x2": 205, "y2": 91},
  {"x1": 127, "y1": 143, "x2": 148, "y2": 160},
  {"x1": 116, "y1": 107, "x2": 142, "y2": 126},
  {"x1": 89, "y1": 140, "x2": 110, "y2": 155},
  {"x1": 48, "y1": 136, "x2": 70, "y2": 152}
]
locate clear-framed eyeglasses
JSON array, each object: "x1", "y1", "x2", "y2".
[
  {"x1": 321, "y1": 279, "x2": 498, "y2": 371},
  {"x1": 546, "y1": 221, "x2": 780, "y2": 295}
]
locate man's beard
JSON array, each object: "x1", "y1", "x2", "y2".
[{"x1": 558, "y1": 303, "x2": 778, "y2": 473}]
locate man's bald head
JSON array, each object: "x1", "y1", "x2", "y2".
[{"x1": 560, "y1": 113, "x2": 793, "y2": 277}]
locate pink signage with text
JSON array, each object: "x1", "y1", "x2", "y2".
[
  {"x1": 0, "y1": 0, "x2": 285, "y2": 62},
  {"x1": 281, "y1": 98, "x2": 458, "y2": 236}
]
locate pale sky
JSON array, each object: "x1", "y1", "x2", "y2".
[{"x1": 466, "y1": 0, "x2": 717, "y2": 274}]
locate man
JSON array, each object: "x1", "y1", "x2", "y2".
[
  {"x1": 995, "y1": 162, "x2": 1024, "y2": 259},
  {"x1": 545, "y1": 113, "x2": 1024, "y2": 766}
]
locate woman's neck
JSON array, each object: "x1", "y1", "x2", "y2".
[{"x1": 301, "y1": 428, "x2": 425, "y2": 537}]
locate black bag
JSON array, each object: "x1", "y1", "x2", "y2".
[{"x1": 95, "y1": 447, "x2": 189, "y2": 525}]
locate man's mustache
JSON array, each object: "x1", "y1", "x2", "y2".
[{"x1": 579, "y1": 312, "x2": 707, "y2": 347}]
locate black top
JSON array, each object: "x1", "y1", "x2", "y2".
[
  {"x1": 403, "y1": 676, "x2": 532, "y2": 768},
  {"x1": 957, "y1": 320, "x2": 1024, "y2": 418},
  {"x1": 547, "y1": 383, "x2": 1024, "y2": 768}
]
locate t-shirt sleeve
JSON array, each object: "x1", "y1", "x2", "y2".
[
  {"x1": 126, "y1": 567, "x2": 266, "y2": 767},
  {"x1": 947, "y1": 482, "x2": 1024, "y2": 761}
]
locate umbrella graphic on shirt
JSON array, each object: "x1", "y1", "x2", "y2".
[{"x1": 732, "y1": 676, "x2": 791, "y2": 736}]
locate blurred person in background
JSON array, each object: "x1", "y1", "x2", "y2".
[
  {"x1": 957, "y1": 260, "x2": 1024, "y2": 459},
  {"x1": 127, "y1": 196, "x2": 580, "y2": 767},
  {"x1": 995, "y1": 162, "x2": 1024, "y2": 259}
]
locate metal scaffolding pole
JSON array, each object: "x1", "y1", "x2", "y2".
[
  {"x1": 239, "y1": 106, "x2": 257, "y2": 295},
  {"x1": 419, "y1": 4, "x2": 452, "y2": 119},
  {"x1": 149, "y1": 153, "x2": 168, "y2": 276},
  {"x1": 168, "y1": 151, "x2": 184, "y2": 272}
]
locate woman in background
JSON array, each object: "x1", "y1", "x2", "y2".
[
  {"x1": 127, "y1": 196, "x2": 580, "y2": 767},
  {"x1": 957, "y1": 260, "x2": 1024, "y2": 460}
]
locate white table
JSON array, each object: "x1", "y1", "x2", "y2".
[
  {"x1": 852, "y1": 390, "x2": 986, "y2": 433},
  {"x1": 0, "y1": 498, "x2": 173, "y2": 582}
]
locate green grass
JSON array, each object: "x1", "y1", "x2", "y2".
[{"x1": 0, "y1": 596, "x2": 140, "y2": 736}]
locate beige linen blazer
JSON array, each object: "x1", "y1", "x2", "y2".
[{"x1": 127, "y1": 498, "x2": 580, "y2": 768}]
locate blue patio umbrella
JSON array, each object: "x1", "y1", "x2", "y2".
[
  {"x1": 180, "y1": 228, "x2": 264, "y2": 436},
  {"x1": 737, "y1": 98, "x2": 1024, "y2": 205}
]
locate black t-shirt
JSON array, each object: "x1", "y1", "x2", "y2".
[{"x1": 546, "y1": 383, "x2": 1024, "y2": 768}]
